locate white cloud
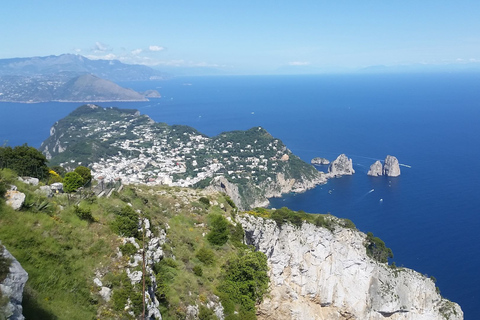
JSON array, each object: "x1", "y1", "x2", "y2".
[
  {"x1": 131, "y1": 48, "x2": 143, "y2": 55},
  {"x1": 93, "y1": 41, "x2": 111, "y2": 52},
  {"x1": 86, "y1": 53, "x2": 117, "y2": 60},
  {"x1": 149, "y1": 45, "x2": 165, "y2": 52},
  {"x1": 289, "y1": 61, "x2": 310, "y2": 66}
]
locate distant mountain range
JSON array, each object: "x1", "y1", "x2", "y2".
[{"x1": 0, "y1": 54, "x2": 167, "y2": 102}]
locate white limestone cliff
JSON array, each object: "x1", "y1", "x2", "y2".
[
  {"x1": 327, "y1": 154, "x2": 355, "y2": 177},
  {"x1": 383, "y1": 155, "x2": 401, "y2": 177},
  {"x1": 368, "y1": 160, "x2": 383, "y2": 176},
  {"x1": 237, "y1": 215, "x2": 463, "y2": 320},
  {"x1": 0, "y1": 243, "x2": 28, "y2": 320}
]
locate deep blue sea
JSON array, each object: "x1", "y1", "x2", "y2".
[{"x1": 1, "y1": 74, "x2": 480, "y2": 318}]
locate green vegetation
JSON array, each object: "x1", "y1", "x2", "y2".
[
  {"x1": 0, "y1": 144, "x2": 49, "y2": 180},
  {"x1": 244, "y1": 206, "x2": 355, "y2": 231},
  {"x1": 73, "y1": 166, "x2": 92, "y2": 186},
  {"x1": 217, "y1": 249, "x2": 269, "y2": 319},
  {"x1": 207, "y1": 214, "x2": 230, "y2": 246},
  {"x1": 111, "y1": 205, "x2": 140, "y2": 238},
  {"x1": 63, "y1": 172, "x2": 84, "y2": 193},
  {"x1": 365, "y1": 232, "x2": 394, "y2": 263}
]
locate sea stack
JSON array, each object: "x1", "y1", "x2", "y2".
[
  {"x1": 311, "y1": 157, "x2": 330, "y2": 165},
  {"x1": 383, "y1": 155, "x2": 401, "y2": 177},
  {"x1": 367, "y1": 160, "x2": 383, "y2": 176},
  {"x1": 328, "y1": 154, "x2": 355, "y2": 176}
]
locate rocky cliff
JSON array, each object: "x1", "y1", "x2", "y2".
[
  {"x1": 311, "y1": 157, "x2": 330, "y2": 165},
  {"x1": 327, "y1": 154, "x2": 355, "y2": 177},
  {"x1": 237, "y1": 215, "x2": 463, "y2": 320},
  {"x1": 0, "y1": 243, "x2": 28, "y2": 320},
  {"x1": 368, "y1": 160, "x2": 383, "y2": 176},
  {"x1": 383, "y1": 155, "x2": 401, "y2": 177}
]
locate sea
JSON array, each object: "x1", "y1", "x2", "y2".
[{"x1": 1, "y1": 73, "x2": 479, "y2": 318}]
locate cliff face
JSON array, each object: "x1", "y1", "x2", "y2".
[
  {"x1": 327, "y1": 154, "x2": 355, "y2": 177},
  {"x1": 237, "y1": 215, "x2": 463, "y2": 320},
  {"x1": 0, "y1": 243, "x2": 28, "y2": 320},
  {"x1": 383, "y1": 155, "x2": 401, "y2": 177},
  {"x1": 368, "y1": 160, "x2": 383, "y2": 176}
]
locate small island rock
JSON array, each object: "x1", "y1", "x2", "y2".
[
  {"x1": 311, "y1": 157, "x2": 330, "y2": 165},
  {"x1": 328, "y1": 154, "x2": 355, "y2": 176},
  {"x1": 383, "y1": 155, "x2": 401, "y2": 177},
  {"x1": 367, "y1": 160, "x2": 383, "y2": 176}
]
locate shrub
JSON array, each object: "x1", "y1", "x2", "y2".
[
  {"x1": 196, "y1": 247, "x2": 215, "y2": 265},
  {"x1": 225, "y1": 197, "x2": 236, "y2": 209},
  {"x1": 217, "y1": 249, "x2": 269, "y2": 318},
  {"x1": 199, "y1": 197, "x2": 210, "y2": 207},
  {"x1": 119, "y1": 242, "x2": 138, "y2": 256},
  {"x1": 198, "y1": 305, "x2": 216, "y2": 320},
  {"x1": 74, "y1": 205, "x2": 95, "y2": 222},
  {"x1": 74, "y1": 166, "x2": 92, "y2": 186},
  {"x1": 193, "y1": 265, "x2": 203, "y2": 277},
  {"x1": 207, "y1": 214, "x2": 229, "y2": 246},
  {"x1": 365, "y1": 232, "x2": 393, "y2": 263},
  {"x1": 111, "y1": 205, "x2": 139, "y2": 238},
  {"x1": 63, "y1": 172, "x2": 84, "y2": 193}
]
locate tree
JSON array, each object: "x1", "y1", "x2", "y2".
[
  {"x1": 63, "y1": 172, "x2": 83, "y2": 193},
  {"x1": 0, "y1": 144, "x2": 49, "y2": 179},
  {"x1": 74, "y1": 166, "x2": 92, "y2": 186},
  {"x1": 207, "y1": 214, "x2": 229, "y2": 246}
]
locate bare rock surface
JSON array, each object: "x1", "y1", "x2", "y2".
[
  {"x1": 383, "y1": 155, "x2": 401, "y2": 177},
  {"x1": 0, "y1": 243, "x2": 28, "y2": 320},
  {"x1": 237, "y1": 215, "x2": 463, "y2": 320},
  {"x1": 327, "y1": 154, "x2": 355, "y2": 177},
  {"x1": 368, "y1": 160, "x2": 383, "y2": 176}
]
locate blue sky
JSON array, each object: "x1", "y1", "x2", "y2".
[{"x1": 2, "y1": 1, "x2": 480, "y2": 74}]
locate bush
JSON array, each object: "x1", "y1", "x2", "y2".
[
  {"x1": 74, "y1": 166, "x2": 92, "y2": 186},
  {"x1": 63, "y1": 172, "x2": 84, "y2": 193},
  {"x1": 119, "y1": 242, "x2": 138, "y2": 256},
  {"x1": 111, "y1": 205, "x2": 139, "y2": 238},
  {"x1": 198, "y1": 305, "x2": 216, "y2": 320},
  {"x1": 207, "y1": 215, "x2": 230, "y2": 246},
  {"x1": 365, "y1": 232, "x2": 393, "y2": 263},
  {"x1": 74, "y1": 205, "x2": 94, "y2": 222},
  {"x1": 193, "y1": 265, "x2": 203, "y2": 277},
  {"x1": 199, "y1": 197, "x2": 210, "y2": 207},
  {"x1": 196, "y1": 247, "x2": 215, "y2": 265},
  {"x1": 217, "y1": 249, "x2": 269, "y2": 318}
]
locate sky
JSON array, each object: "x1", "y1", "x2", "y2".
[{"x1": 1, "y1": 1, "x2": 480, "y2": 74}]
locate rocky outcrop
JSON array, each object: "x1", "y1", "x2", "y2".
[
  {"x1": 311, "y1": 157, "x2": 330, "y2": 165},
  {"x1": 5, "y1": 187, "x2": 25, "y2": 211},
  {"x1": 327, "y1": 154, "x2": 355, "y2": 177},
  {"x1": 0, "y1": 243, "x2": 28, "y2": 320},
  {"x1": 383, "y1": 155, "x2": 401, "y2": 177},
  {"x1": 237, "y1": 215, "x2": 463, "y2": 320},
  {"x1": 368, "y1": 160, "x2": 383, "y2": 176},
  {"x1": 207, "y1": 172, "x2": 327, "y2": 211}
]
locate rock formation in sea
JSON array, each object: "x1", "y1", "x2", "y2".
[
  {"x1": 0, "y1": 243, "x2": 28, "y2": 320},
  {"x1": 327, "y1": 154, "x2": 355, "y2": 177},
  {"x1": 368, "y1": 160, "x2": 383, "y2": 176},
  {"x1": 383, "y1": 155, "x2": 401, "y2": 177},
  {"x1": 311, "y1": 157, "x2": 330, "y2": 165},
  {"x1": 237, "y1": 215, "x2": 463, "y2": 320}
]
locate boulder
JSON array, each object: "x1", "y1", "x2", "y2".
[
  {"x1": 328, "y1": 154, "x2": 355, "y2": 176},
  {"x1": 368, "y1": 160, "x2": 383, "y2": 176},
  {"x1": 5, "y1": 190, "x2": 25, "y2": 210},
  {"x1": 383, "y1": 155, "x2": 401, "y2": 177},
  {"x1": 50, "y1": 182, "x2": 64, "y2": 193},
  {"x1": 18, "y1": 177, "x2": 39, "y2": 186},
  {"x1": 0, "y1": 243, "x2": 28, "y2": 320}
]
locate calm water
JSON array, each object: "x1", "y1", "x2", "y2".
[{"x1": 1, "y1": 74, "x2": 480, "y2": 318}]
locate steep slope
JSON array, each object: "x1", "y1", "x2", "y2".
[{"x1": 238, "y1": 214, "x2": 463, "y2": 320}]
